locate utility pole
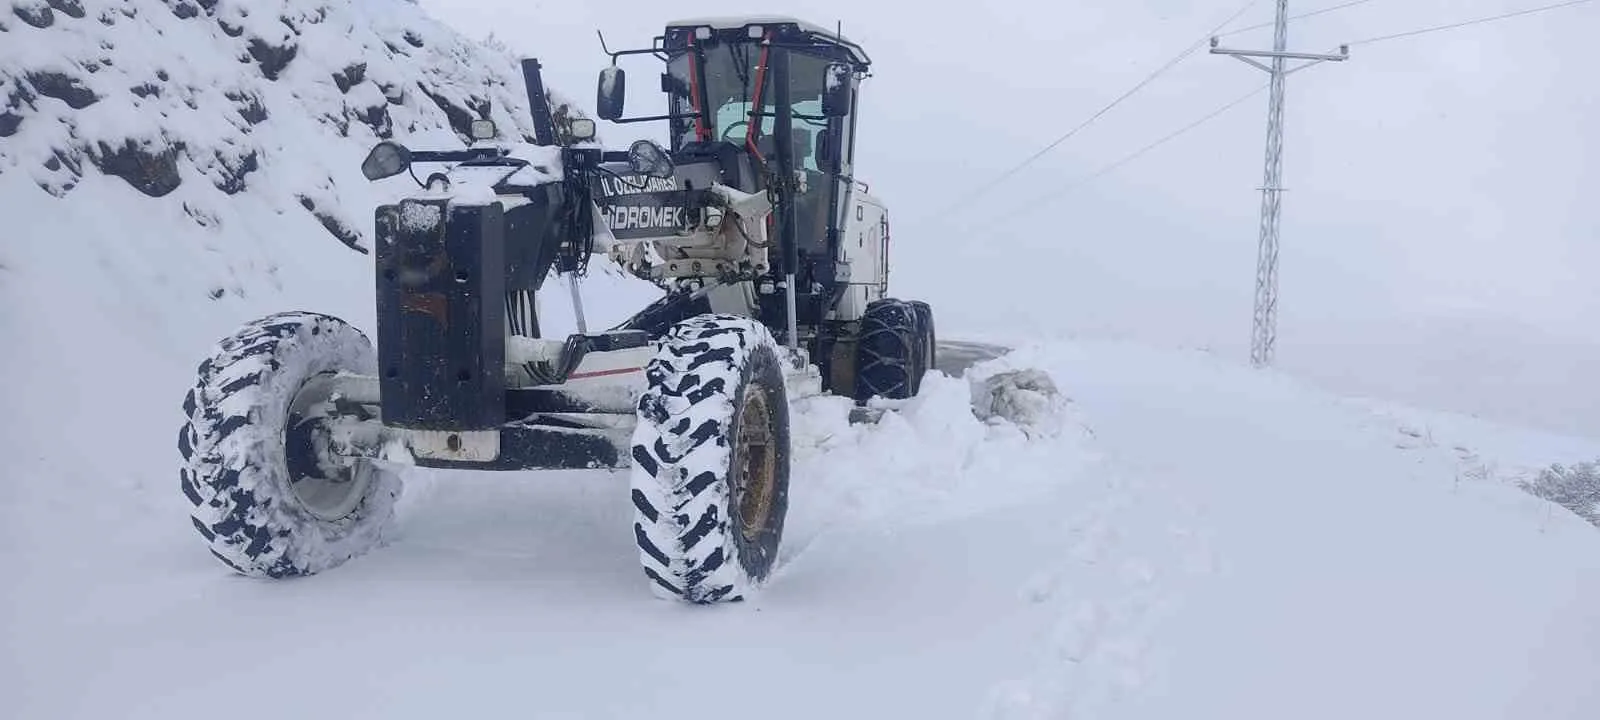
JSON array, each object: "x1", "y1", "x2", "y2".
[{"x1": 1211, "y1": 1, "x2": 1348, "y2": 368}]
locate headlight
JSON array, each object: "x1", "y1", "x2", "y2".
[{"x1": 570, "y1": 118, "x2": 596, "y2": 141}]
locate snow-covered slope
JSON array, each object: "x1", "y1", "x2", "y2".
[
  {"x1": 6, "y1": 2, "x2": 1600, "y2": 719},
  {"x1": 0, "y1": 0, "x2": 658, "y2": 551},
  {"x1": 0, "y1": 0, "x2": 650, "y2": 309}
]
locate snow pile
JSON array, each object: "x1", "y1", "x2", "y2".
[
  {"x1": 785, "y1": 369, "x2": 1097, "y2": 537},
  {"x1": 969, "y1": 366, "x2": 1072, "y2": 439}
]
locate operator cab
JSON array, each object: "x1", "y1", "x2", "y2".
[{"x1": 595, "y1": 16, "x2": 871, "y2": 294}]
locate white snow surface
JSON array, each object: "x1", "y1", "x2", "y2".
[
  {"x1": 9, "y1": 312, "x2": 1600, "y2": 718},
  {"x1": 6, "y1": 2, "x2": 1600, "y2": 719}
]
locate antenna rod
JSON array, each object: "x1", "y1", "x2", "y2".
[{"x1": 520, "y1": 58, "x2": 557, "y2": 146}]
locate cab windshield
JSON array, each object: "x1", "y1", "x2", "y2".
[{"x1": 666, "y1": 44, "x2": 831, "y2": 172}]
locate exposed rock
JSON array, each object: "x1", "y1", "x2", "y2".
[
  {"x1": 353, "y1": 103, "x2": 392, "y2": 138},
  {"x1": 36, "y1": 147, "x2": 82, "y2": 197},
  {"x1": 210, "y1": 148, "x2": 257, "y2": 194},
  {"x1": 296, "y1": 194, "x2": 367, "y2": 254},
  {"x1": 403, "y1": 29, "x2": 423, "y2": 48},
  {"x1": 377, "y1": 79, "x2": 403, "y2": 105},
  {"x1": 224, "y1": 89, "x2": 266, "y2": 125},
  {"x1": 1, "y1": 80, "x2": 34, "y2": 137},
  {"x1": 321, "y1": 109, "x2": 349, "y2": 137},
  {"x1": 183, "y1": 201, "x2": 220, "y2": 228},
  {"x1": 45, "y1": 0, "x2": 83, "y2": 19},
  {"x1": 418, "y1": 83, "x2": 477, "y2": 142},
  {"x1": 130, "y1": 82, "x2": 161, "y2": 98},
  {"x1": 14, "y1": 3, "x2": 53, "y2": 29},
  {"x1": 246, "y1": 37, "x2": 297, "y2": 80},
  {"x1": 47, "y1": 147, "x2": 81, "y2": 174},
  {"x1": 89, "y1": 138, "x2": 183, "y2": 197},
  {"x1": 28, "y1": 70, "x2": 99, "y2": 109},
  {"x1": 332, "y1": 62, "x2": 366, "y2": 93},
  {"x1": 170, "y1": 1, "x2": 198, "y2": 20}
]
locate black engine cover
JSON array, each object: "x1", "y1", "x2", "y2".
[{"x1": 374, "y1": 199, "x2": 507, "y2": 430}]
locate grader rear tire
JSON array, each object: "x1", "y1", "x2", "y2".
[
  {"x1": 909, "y1": 300, "x2": 935, "y2": 394},
  {"x1": 855, "y1": 298, "x2": 919, "y2": 402}
]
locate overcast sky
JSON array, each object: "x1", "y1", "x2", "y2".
[{"x1": 420, "y1": 0, "x2": 1599, "y2": 435}]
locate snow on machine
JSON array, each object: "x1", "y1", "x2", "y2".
[{"x1": 177, "y1": 17, "x2": 943, "y2": 603}]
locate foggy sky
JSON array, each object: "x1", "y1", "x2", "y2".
[{"x1": 419, "y1": 0, "x2": 1599, "y2": 436}]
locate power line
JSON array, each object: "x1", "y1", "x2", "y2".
[
  {"x1": 921, "y1": 0, "x2": 1264, "y2": 224},
  {"x1": 1043, "y1": 83, "x2": 1270, "y2": 201},
  {"x1": 948, "y1": 81, "x2": 1269, "y2": 236},
  {"x1": 1346, "y1": 0, "x2": 1595, "y2": 46},
  {"x1": 983, "y1": 0, "x2": 1595, "y2": 218},
  {"x1": 938, "y1": 0, "x2": 1596, "y2": 238},
  {"x1": 1130, "y1": 86, "x2": 1262, "y2": 157},
  {"x1": 1219, "y1": 0, "x2": 1377, "y2": 37}
]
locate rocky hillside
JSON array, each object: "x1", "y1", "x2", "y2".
[{"x1": 1, "y1": 0, "x2": 583, "y2": 254}]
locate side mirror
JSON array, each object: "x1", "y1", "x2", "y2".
[
  {"x1": 569, "y1": 117, "x2": 596, "y2": 142},
  {"x1": 627, "y1": 139, "x2": 674, "y2": 179},
  {"x1": 361, "y1": 141, "x2": 411, "y2": 181},
  {"x1": 597, "y1": 66, "x2": 626, "y2": 121},
  {"x1": 821, "y1": 62, "x2": 852, "y2": 118}
]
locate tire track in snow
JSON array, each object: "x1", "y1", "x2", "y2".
[{"x1": 984, "y1": 465, "x2": 1218, "y2": 720}]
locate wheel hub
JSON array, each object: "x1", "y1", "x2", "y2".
[
  {"x1": 734, "y1": 385, "x2": 777, "y2": 543},
  {"x1": 284, "y1": 372, "x2": 372, "y2": 521}
]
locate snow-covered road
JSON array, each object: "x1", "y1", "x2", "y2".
[
  {"x1": 987, "y1": 341, "x2": 1600, "y2": 719},
  {"x1": 7, "y1": 336, "x2": 1600, "y2": 720},
  {"x1": 934, "y1": 339, "x2": 1010, "y2": 376}
]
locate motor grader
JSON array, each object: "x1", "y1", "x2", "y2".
[{"x1": 177, "y1": 16, "x2": 935, "y2": 603}]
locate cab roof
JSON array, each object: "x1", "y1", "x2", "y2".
[{"x1": 662, "y1": 15, "x2": 871, "y2": 67}]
